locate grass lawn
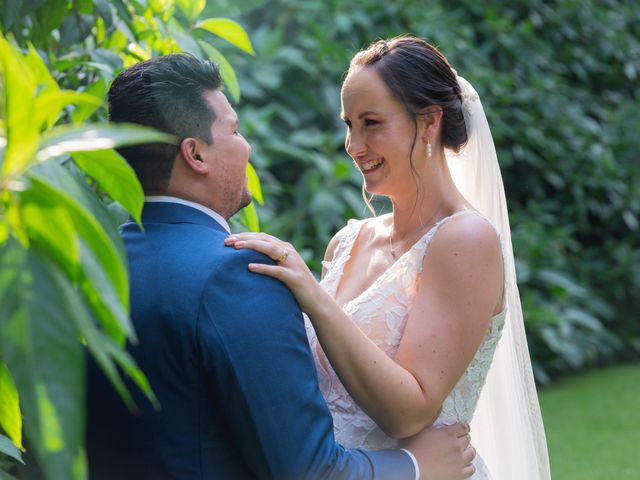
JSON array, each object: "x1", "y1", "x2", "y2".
[{"x1": 538, "y1": 363, "x2": 640, "y2": 479}]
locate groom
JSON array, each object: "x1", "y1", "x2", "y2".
[{"x1": 86, "y1": 53, "x2": 475, "y2": 479}]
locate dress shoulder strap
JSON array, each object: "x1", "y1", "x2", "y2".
[{"x1": 321, "y1": 218, "x2": 365, "y2": 273}]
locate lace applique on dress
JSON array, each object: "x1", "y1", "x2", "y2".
[{"x1": 305, "y1": 210, "x2": 506, "y2": 478}]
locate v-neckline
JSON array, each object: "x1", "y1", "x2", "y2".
[{"x1": 331, "y1": 209, "x2": 473, "y2": 310}]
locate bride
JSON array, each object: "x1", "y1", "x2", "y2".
[{"x1": 226, "y1": 36, "x2": 550, "y2": 479}]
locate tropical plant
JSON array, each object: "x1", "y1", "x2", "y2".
[
  {"x1": 0, "y1": 1, "x2": 258, "y2": 478},
  {"x1": 0, "y1": 32, "x2": 171, "y2": 479},
  {"x1": 1, "y1": 0, "x2": 262, "y2": 229}
]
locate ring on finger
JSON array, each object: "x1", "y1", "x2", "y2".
[{"x1": 276, "y1": 250, "x2": 289, "y2": 264}]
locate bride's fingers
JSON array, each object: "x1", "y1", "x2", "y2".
[
  {"x1": 248, "y1": 262, "x2": 286, "y2": 279},
  {"x1": 230, "y1": 239, "x2": 287, "y2": 261},
  {"x1": 461, "y1": 463, "x2": 476, "y2": 478},
  {"x1": 225, "y1": 232, "x2": 283, "y2": 245},
  {"x1": 462, "y1": 444, "x2": 476, "y2": 464}
]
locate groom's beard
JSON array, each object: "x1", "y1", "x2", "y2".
[{"x1": 227, "y1": 188, "x2": 253, "y2": 219}]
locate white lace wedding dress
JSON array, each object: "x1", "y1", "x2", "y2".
[{"x1": 305, "y1": 210, "x2": 506, "y2": 479}]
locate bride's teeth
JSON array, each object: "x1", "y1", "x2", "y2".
[{"x1": 362, "y1": 158, "x2": 383, "y2": 171}]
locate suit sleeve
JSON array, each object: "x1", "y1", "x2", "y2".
[{"x1": 196, "y1": 249, "x2": 415, "y2": 480}]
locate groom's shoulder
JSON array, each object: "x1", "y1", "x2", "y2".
[
  {"x1": 198, "y1": 247, "x2": 303, "y2": 338},
  {"x1": 202, "y1": 246, "x2": 298, "y2": 309},
  {"x1": 206, "y1": 246, "x2": 282, "y2": 290}
]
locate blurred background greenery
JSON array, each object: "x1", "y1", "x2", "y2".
[
  {"x1": 1, "y1": 0, "x2": 639, "y2": 478},
  {"x1": 213, "y1": 0, "x2": 640, "y2": 386}
]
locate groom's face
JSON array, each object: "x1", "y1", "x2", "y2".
[{"x1": 201, "y1": 89, "x2": 253, "y2": 218}]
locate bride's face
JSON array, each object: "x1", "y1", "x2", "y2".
[{"x1": 340, "y1": 66, "x2": 425, "y2": 197}]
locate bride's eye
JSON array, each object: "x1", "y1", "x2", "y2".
[{"x1": 364, "y1": 118, "x2": 379, "y2": 127}]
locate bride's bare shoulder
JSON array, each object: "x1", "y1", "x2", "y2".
[{"x1": 322, "y1": 215, "x2": 381, "y2": 270}]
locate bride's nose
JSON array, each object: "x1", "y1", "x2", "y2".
[{"x1": 345, "y1": 131, "x2": 366, "y2": 157}]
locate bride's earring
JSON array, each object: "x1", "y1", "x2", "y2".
[{"x1": 427, "y1": 140, "x2": 433, "y2": 158}]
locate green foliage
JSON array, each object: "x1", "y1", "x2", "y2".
[
  {"x1": 0, "y1": 1, "x2": 258, "y2": 477},
  {"x1": 1, "y1": 1, "x2": 637, "y2": 476},
  {"x1": 225, "y1": 0, "x2": 639, "y2": 381},
  {"x1": 0, "y1": 32, "x2": 174, "y2": 478},
  {"x1": 0, "y1": 0, "x2": 260, "y2": 227}
]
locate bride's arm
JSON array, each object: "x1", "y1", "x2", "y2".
[{"x1": 225, "y1": 216, "x2": 503, "y2": 439}]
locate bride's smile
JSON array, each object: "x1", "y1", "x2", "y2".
[{"x1": 341, "y1": 66, "x2": 426, "y2": 198}]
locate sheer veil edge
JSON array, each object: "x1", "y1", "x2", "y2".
[{"x1": 446, "y1": 75, "x2": 551, "y2": 480}]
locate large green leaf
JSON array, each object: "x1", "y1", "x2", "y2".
[
  {"x1": 240, "y1": 201, "x2": 260, "y2": 232},
  {"x1": 60, "y1": 240, "x2": 157, "y2": 411},
  {"x1": 0, "y1": 241, "x2": 86, "y2": 480},
  {"x1": 175, "y1": 0, "x2": 205, "y2": 20},
  {"x1": 36, "y1": 123, "x2": 176, "y2": 162},
  {"x1": 24, "y1": 173, "x2": 133, "y2": 344},
  {"x1": 71, "y1": 149, "x2": 144, "y2": 224},
  {"x1": 195, "y1": 18, "x2": 255, "y2": 55},
  {"x1": 29, "y1": 160, "x2": 126, "y2": 263},
  {"x1": 0, "y1": 363, "x2": 22, "y2": 452},
  {"x1": 0, "y1": 34, "x2": 39, "y2": 178},
  {"x1": 23, "y1": 44, "x2": 57, "y2": 94},
  {"x1": 20, "y1": 185, "x2": 80, "y2": 281},
  {"x1": 246, "y1": 162, "x2": 263, "y2": 204},
  {"x1": 19, "y1": 176, "x2": 132, "y2": 349},
  {"x1": 76, "y1": 236, "x2": 131, "y2": 347},
  {"x1": 11, "y1": 180, "x2": 154, "y2": 412},
  {"x1": 70, "y1": 78, "x2": 107, "y2": 123},
  {"x1": 35, "y1": 91, "x2": 103, "y2": 131}
]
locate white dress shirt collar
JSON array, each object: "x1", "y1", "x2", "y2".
[{"x1": 144, "y1": 195, "x2": 231, "y2": 234}]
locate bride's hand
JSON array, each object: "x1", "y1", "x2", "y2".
[{"x1": 224, "y1": 233, "x2": 323, "y2": 314}]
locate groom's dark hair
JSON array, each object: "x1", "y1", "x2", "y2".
[{"x1": 108, "y1": 53, "x2": 222, "y2": 193}]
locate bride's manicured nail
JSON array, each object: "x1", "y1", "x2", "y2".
[{"x1": 235, "y1": 241, "x2": 246, "y2": 248}]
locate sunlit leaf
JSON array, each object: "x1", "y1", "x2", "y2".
[
  {"x1": 24, "y1": 44, "x2": 57, "y2": 94},
  {"x1": 123, "y1": 42, "x2": 151, "y2": 66},
  {"x1": 0, "y1": 241, "x2": 86, "y2": 480},
  {"x1": 0, "y1": 363, "x2": 23, "y2": 451},
  {"x1": 240, "y1": 201, "x2": 260, "y2": 232},
  {"x1": 246, "y1": 162, "x2": 263, "y2": 204},
  {"x1": 29, "y1": 160, "x2": 126, "y2": 263},
  {"x1": 0, "y1": 34, "x2": 39, "y2": 178},
  {"x1": 175, "y1": 0, "x2": 205, "y2": 20},
  {"x1": 105, "y1": 30, "x2": 128, "y2": 51},
  {"x1": 195, "y1": 18, "x2": 255, "y2": 55},
  {"x1": 36, "y1": 123, "x2": 176, "y2": 162},
  {"x1": 72, "y1": 149, "x2": 144, "y2": 224},
  {"x1": 199, "y1": 41, "x2": 240, "y2": 102},
  {"x1": 21, "y1": 162, "x2": 134, "y2": 350},
  {"x1": 25, "y1": 173, "x2": 133, "y2": 343},
  {"x1": 70, "y1": 79, "x2": 107, "y2": 124},
  {"x1": 20, "y1": 186, "x2": 80, "y2": 281},
  {"x1": 35, "y1": 91, "x2": 103, "y2": 131}
]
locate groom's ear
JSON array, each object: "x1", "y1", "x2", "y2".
[
  {"x1": 178, "y1": 137, "x2": 209, "y2": 175},
  {"x1": 418, "y1": 105, "x2": 443, "y2": 143}
]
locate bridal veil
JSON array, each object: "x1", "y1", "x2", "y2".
[{"x1": 446, "y1": 75, "x2": 551, "y2": 479}]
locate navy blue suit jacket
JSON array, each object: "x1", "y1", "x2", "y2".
[{"x1": 87, "y1": 201, "x2": 415, "y2": 479}]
